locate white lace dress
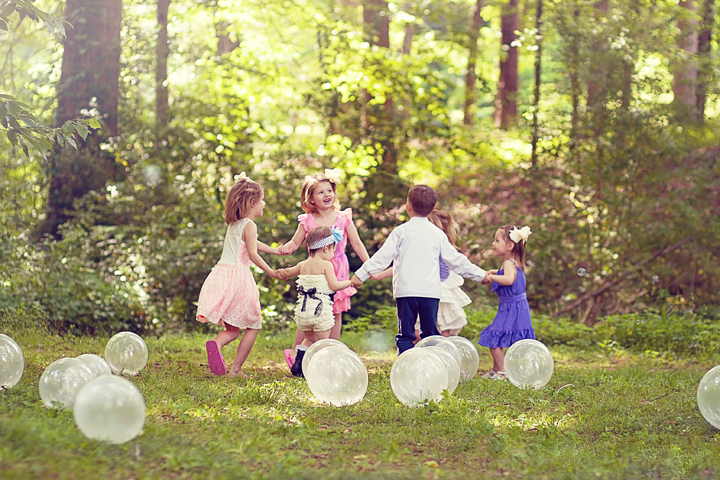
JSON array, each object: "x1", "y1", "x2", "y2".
[
  {"x1": 196, "y1": 218, "x2": 262, "y2": 329},
  {"x1": 294, "y1": 275, "x2": 335, "y2": 332}
]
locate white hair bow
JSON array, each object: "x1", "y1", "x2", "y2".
[
  {"x1": 509, "y1": 226, "x2": 532, "y2": 244},
  {"x1": 324, "y1": 168, "x2": 342, "y2": 185},
  {"x1": 234, "y1": 172, "x2": 249, "y2": 183}
]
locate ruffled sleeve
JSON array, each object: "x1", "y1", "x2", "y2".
[
  {"x1": 337, "y1": 208, "x2": 353, "y2": 229},
  {"x1": 298, "y1": 213, "x2": 313, "y2": 233}
]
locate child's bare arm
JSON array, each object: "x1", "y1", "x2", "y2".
[
  {"x1": 277, "y1": 225, "x2": 305, "y2": 255},
  {"x1": 346, "y1": 221, "x2": 370, "y2": 262},
  {"x1": 371, "y1": 267, "x2": 393, "y2": 281},
  {"x1": 325, "y1": 262, "x2": 352, "y2": 291},
  {"x1": 257, "y1": 241, "x2": 280, "y2": 255},
  {"x1": 244, "y1": 221, "x2": 279, "y2": 278},
  {"x1": 486, "y1": 260, "x2": 517, "y2": 286},
  {"x1": 276, "y1": 264, "x2": 301, "y2": 280}
]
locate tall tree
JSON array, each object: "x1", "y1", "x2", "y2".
[
  {"x1": 672, "y1": 0, "x2": 699, "y2": 117},
  {"x1": 530, "y1": 0, "x2": 542, "y2": 166},
  {"x1": 695, "y1": 0, "x2": 714, "y2": 121},
  {"x1": 586, "y1": 0, "x2": 608, "y2": 136},
  {"x1": 494, "y1": 0, "x2": 519, "y2": 129},
  {"x1": 464, "y1": 0, "x2": 484, "y2": 126},
  {"x1": 41, "y1": 0, "x2": 123, "y2": 237},
  {"x1": 156, "y1": 0, "x2": 171, "y2": 130}
]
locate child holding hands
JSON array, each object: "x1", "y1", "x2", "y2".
[
  {"x1": 276, "y1": 226, "x2": 353, "y2": 377},
  {"x1": 478, "y1": 225, "x2": 535, "y2": 380},
  {"x1": 196, "y1": 174, "x2": 280, "y2": 378}
]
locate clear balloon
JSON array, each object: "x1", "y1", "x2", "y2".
[
  {"x1": 304, "y1": 345, "x2": 367, "y2": 406},
  {"x1": 390, "y1": 348, "x2": 448, "y2": 407},
  {"x1": 73, "y1": 375, "x2": 146, "y2": 444},
  {"x1": 0, "y1": 333, "x2": 24, "y2": 389},
  {"x1": 301, "y1": 338, "x2": 348, "y2": 375},
  {"x1": 424, "y1": 346, "x2": 460, "y2": 394},
  {"x1": 76, "y1": 354, "x2": 113, "y2": 378},
  {"x1": 447, "y1": 336, "x2": 480, "y2": 382},
  {"x1": 697, "y1": 365, "x2": 720, "y2": 430},
  {"x1": 415, "y1": 336, "x2": 462, "y2": 369},
  {"x1": 39, "y1": 358, "x2": 94, "y2": 409},
  {"x1": 504, "y1": 339, "x2": 554, "y2": 390},
  {"x1": 577, "y1": 268, "x2": 586, "y2": 277},
  {"x1": 104, "y1": 332, "x2": 149, "y2": 375}
]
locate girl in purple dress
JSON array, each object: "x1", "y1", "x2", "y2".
[{"x1": 479, "y1": 225, "x2": 535, "y2": 380}]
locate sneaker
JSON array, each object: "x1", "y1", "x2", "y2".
[
  {"x1": 284, "y1": 349, "x2": 294, "y2": 369},
  {"x1": 481, "y1": 370, "x2": 507, "y2": 380},
  {"x1": 291, "y1": 349, "x2": 305, "y2": 378},
  {"x1": 206, "y1": 340, "x2": 226, "y2": 376}
]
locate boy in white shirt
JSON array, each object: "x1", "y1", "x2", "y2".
[{"x1": 350, "y1": 185, "x2": 487, "y2": 354}]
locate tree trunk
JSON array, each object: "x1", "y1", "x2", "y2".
[
  {"x1": 464, "y1": 0, "x2": 484, "y2": 126},
  {"x1": 586, "y1": 0, "x2": 608, "y2": 136},
  {"x1": 673, "y1": 0, "x2": 698, "y2": 117},
  {"x1": 156, "y1": 0, "x2": 170, "y2": 130},
  {"x1": 41, "y1": 0, "x2": 123, "y2": 238},
  {"x1": 494, "y1": 0, "x2": 519, "y2": 129},
  {"x1": 695, "y1": 0, "x2": 714, "y2": 121},
  {"x1": 216, "y1": 21, "x2": 240, "y2": 55},
  {"x1": 530, "y1": 0, "x2": 542, "y2": 166}
]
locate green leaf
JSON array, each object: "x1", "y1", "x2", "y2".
[
  {"x1": 0, "y1": 18, "x2": 8, "y2": 31},
  {"x1": 62, "y1": 121, "x2": 74, "y2": 134},
  {"x1": 56, "y1": 132, "x2": 65, "y2": 147},
  {"x1": 7, "y1": 128, "x2": 17, "y2": 145},
  {"x1": 88, "y1": 118, "x2": 101, "y2": 129},
  {"x1": 76, "y1": 123, "x2": 89, "y2": 140},
  {"x1": 66, "y1": 135, "x2": 77, "y2": 149}
]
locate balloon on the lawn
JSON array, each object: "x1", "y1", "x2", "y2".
[
  {"x1": 39, "y1": 358, "x2": 94, "y2": 409},
  {"x1": 390, "y1": 348, "x2": 447, "y2": 407},
  {"x1": 415, "y1": 335, "x2": 462, "y2": 368},
  {"x1": 104, "y1": 332, "x2": 148, "y2": 375},
  {"x1": 447, "y1": 336, "x2": 480, "y2": 382},
  {"x1": 0, "y1": 333, "x2": 24, "y2": 389},
  {"x1": 697, "y1": 365, "x2": 720, "y2": 430},
  {"x1": 301, "y1": 338, "x2": 348, "y2": 376},
  {"x1": 304, "y1": 345, "x2": 367, "y2": 407},
  {"x1": 504, "y1": 339, "x2": 554, "y2": 390},
  {"x1": 73, "y1": 375, "x2": 146, "y2": 444},
  {"x1": 76, "y1": 354, "x2": 113, "y2": 379},
  {"x1": 423, "y1": 346, "x2": 460, "y2": 394}
]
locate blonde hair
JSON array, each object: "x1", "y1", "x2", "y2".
[
  {"x1": 497, "y1": 225, "x2": 527, "y2": 270},
  {"x1": 224, "y1": 178, "x2": 263, "y2": 224},
  {"x1": 300, "y1": 174, "x2": 340, "y2": 214},
  {"x1": 428, "y1": 210, "x2": 459, "y2": 246}
]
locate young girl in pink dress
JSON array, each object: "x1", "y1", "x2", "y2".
[
  {"x1": 196, "y1": 174, "x2": 279, "y2": 378},
  {"x1": 277, "y1": 169, "x2": 371, "y2": 367}
]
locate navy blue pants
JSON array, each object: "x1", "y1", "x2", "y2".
[{"x1": 395, "y1": 297, "x2": 440, "y2": 354}]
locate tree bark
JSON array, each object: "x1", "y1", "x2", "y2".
[
  {"x1": 156, "y1": 0, "x2": 170, "y2": 130},
  {"x1": 586, "y1": 0, "x2": 608, "y2": 136},
  {"x1": 494, "y1": 0, "x2": 519, "y2": 129},
  {"x1": 695, "y1": 0, "x2": 714, "y2": 121},
  {"x1": 464, "y1": 0, "x2": 484, "y2": 126},
  {"x1": 216, "y1": 21, "x2": 240, "y2": 55},
  {"x1": 41, "y1": 0, "x2": 123, "y2": 238},
  {"x1": 673, "y1": 0, "x2": 699, "y2": 117},
  {"x1": 530, "y1": 0, "x2": 542, "y2": 166}
]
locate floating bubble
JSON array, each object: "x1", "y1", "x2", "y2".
[
  {"x1": 142, "y1": 165, "x2": 162, "y2": 187},
  {"x1": 390, "y1": 348, "x2": 447, "y2": 407},
  {"x1": 363, "y1": 330, "x2": 394, "y2": 353},
  {"x1": 39, "y1": 358, "x2": 94, "y2": 409},
  {"x1": 416, "y1": 335, "x2": 462, "y2": 368},
  {"x1": 424, "y1": 346, "x2": 460, "y2": 394},
  {"x1": 577, "y1": 268, "x2": 586, "y2": 277},
  {"x1": 304, "y1": 345, "x2": 367, "y2": 406},
  {"x1": 446, "y1": 336, "x2": 480, "y2": 382},
  {"x1": 76, "y1": 354, "x2": 113, "y2": 379},
  {"x1": 652, "y1": 275, "x2": 659, "y2": 283},
  {"x1": 73, "y1": 375, "x2": 146, "y2": 444},
  {"x1": 697, "y1": 365, "x2": 720, "y2": 430},
  {"x1": 505, "y1": 339, "x2": 554, "y2": 390},
  {"x1": 104, "y1": 332, "x2": 148, "y2": 375},
  {"x1": 301, "y1": 338, "x2": 348, "y2": 375},
  {"x1": 0, "y1": 334, "x2": 24, "y2": 389}
]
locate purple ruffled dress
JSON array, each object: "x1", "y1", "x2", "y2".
[{"x1": 478, "y1": 261, "x2": 535, "y2": 348}]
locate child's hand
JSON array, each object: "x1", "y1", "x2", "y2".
[
  {"x1": 277, "y1": 244, "x2": 292, "y2": 255},
  {"x1": 273, "y1": 268, "x2": 287, "y2": 280},
  {"x1": 481, "y1": 273, "x2": 493, "y2": 284},
  {"x1": 350, "y1": 275, "x2": 363, "y2": 288}
]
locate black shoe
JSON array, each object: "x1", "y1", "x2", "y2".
[{"x1": 291, "y1": 349, "x2": 305, "y2": 377}]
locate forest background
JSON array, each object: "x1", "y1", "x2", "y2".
[{"x1": 1, "y1": 0, "x2": 719, "y2": 338}]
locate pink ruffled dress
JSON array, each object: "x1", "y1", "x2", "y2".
[
  {"x1": 196, "y1": 218, "x2": 262, "y2": 329},
  {"x1": 298, "y1": 208, "x2": 357, "y2": 314}
]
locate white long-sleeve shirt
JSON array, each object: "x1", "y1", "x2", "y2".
[{"x1": 355, "y1": 216, "x2": 486, "y2": 299}]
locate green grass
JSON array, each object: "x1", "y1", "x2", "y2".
[{"x1": 2, "y1": 329, "x2": 720, "y2": 479}]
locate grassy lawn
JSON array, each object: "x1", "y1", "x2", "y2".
[{"x1": 2, "y1": 328, "x2": 720, "y2": 479}]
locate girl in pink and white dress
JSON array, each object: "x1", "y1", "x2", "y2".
[
  {"x1": 196, "y1": 174, "x2": 279, "y2": 378},
  {"x1": 277, "y1": 169, "x2": 371, "y2": 367}
]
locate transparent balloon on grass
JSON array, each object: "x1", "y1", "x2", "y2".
[
  {"x1": 390, "y1": 348, "x2": 447, "y2": 407},
  {"x1": 304, "y1": 345, "x2": 367, "y2": 406},
  {"x1": 504, "y1": 339, "x2": 554, "y2": 390},
  {"x1": 301, "y1": 338, "x2": 348, "y2": 375},
  {"x1": 39, "y1": 358, "x2": 94, "y2": 409},
  {"x1": 105, "y1": 332, "x2": 148, "y2": 375},
  {"x1": 447, "y1": 336, "x2": 480, "y2": 382},
  {"x1": 416, "y1": 336, "x2": 462, "y2": 368},
  {"x1": 697, "y1": 365, "x2": 720, "y2": 430},
  {"x1": 423, "y1": 346, "x2": 460, "y2": 394},
  {"x1": 76, "y1": 354, "x2": 112, "y2": 379},
  {"x1": 0, "y1": 333, "x2": 24, "y2": 389},
  {"x1": 73, "y1": 375, "x2": 145, "y2": 444}
]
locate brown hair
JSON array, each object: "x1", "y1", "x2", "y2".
[
  {"x1": 300, "y1": 174, "x2": 340, "y2": 214},
  {"x1": 497, "y1": 225, "x2": 527, "y2": 270},
  {"x1": 224, "y1": 178, "x2": 263, "y2": 224},
  {"x1": 407, "y1": 185, "x2": 437, "y2": 217},
  {"x1": 306, "y1": 226, "x2": 334, "y2": 255},
  {"x1": 428, "y1": 210, "x2": 459, "y2": 246}
]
